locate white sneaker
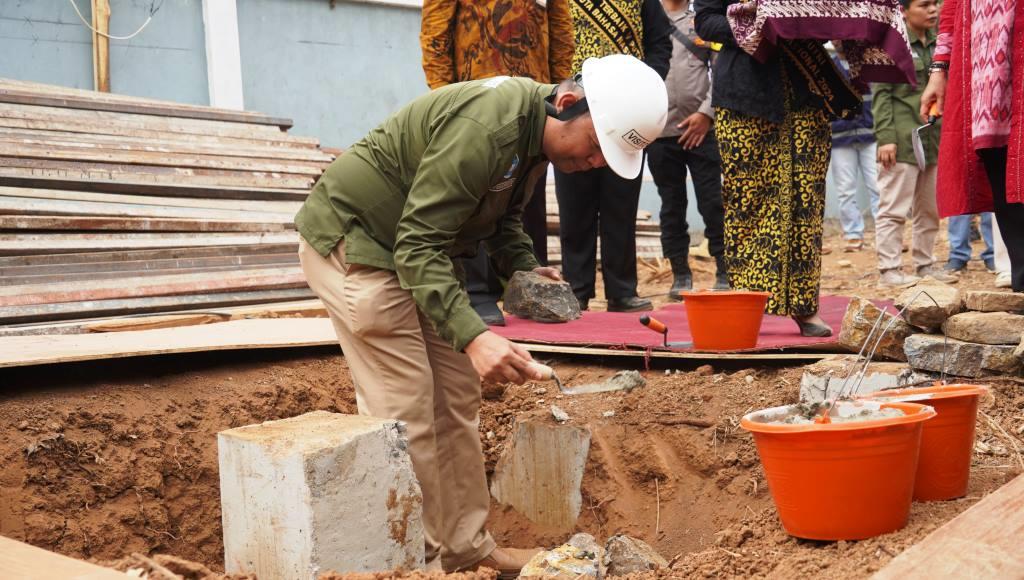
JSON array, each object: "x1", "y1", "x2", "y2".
[
  {"x1": 995, "y1": 271, "x2": 1012, "y2": 288},
  {"x1": 878, "y1": 270, "x2": 922, "y2": 288}
]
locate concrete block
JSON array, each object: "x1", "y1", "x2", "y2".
[
  {"x1": 218, "y1": 411, "x2": 424, "y2": 578},
  {"x1": 942, "y1": 311, "x2": 1024, "y2": 345},
  {"x1": 490, "y1": 419, "x2": 591, "y2": 532},
  {"x1": 798, "y1": 355, "x2": 921, "y2": 403},
  {"x1": 904, "y1": 334, "x2": 1023, "y2": 378}
]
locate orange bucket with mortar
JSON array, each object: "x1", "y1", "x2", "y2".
[
  {"x1": 741, "y1": 400, "x2": 936, "y2": 540},
  {"x1": 680, "y1": 290, "x2": 770, "y2": 350},
  {"x1": 865, "y1": 384, "x2": 988, "y2": 501}
]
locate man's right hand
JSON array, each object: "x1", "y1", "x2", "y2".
[
  {"x1": 877, "y1": 144, "x2": 898, "y2": 170},
  {"x1": 464, "y1": 331, "x2": 544, "y2": 384}
]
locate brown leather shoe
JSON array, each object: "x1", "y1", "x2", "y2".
[{"x1": 469, "y1": 547, "x2": 542, "y2": 579}]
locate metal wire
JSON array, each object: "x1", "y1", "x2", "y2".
[{"x1": 825, "y1": 290, "x2": 949, "y2": 417}]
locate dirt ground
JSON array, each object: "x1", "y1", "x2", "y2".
[{"x1": 1, "y1": 227, "x2": 1021, "y2": 579}]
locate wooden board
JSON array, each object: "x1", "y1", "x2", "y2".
[
  {"x1": 0, "y1": 288, "x2": 315, "y2": 326},
  {"x1": 0, "y1": 231, "x2": 299, "y2": 254},
  {"x1": 0, "y1": 317, "x2": 830, "y2": 367},
  {"x1": 0, "y1": 186, "x2": 303, "y2": 213},
  {"x1": 0, "y1": 535, "x2": 128, "y2": 579},
  {"x1": 0, "y1": 196, "x2": 294, "y2": 223},
  {"x1": 0, "y1": 318, "x2": 339, "y2": 368},
  {"x1": 0, "y1": 215, "x2": 290, "y2": 233},
  {"x1": 873, "y1": 473, "x2": 1024, "y2": 579},
  {"x1": 83, "y1": 313, "x2": 228, "y2": 333},
  {"x1": 0, "y1": 174, "x2": 310, "y2": 201},
  {"x1": 0, "y1": 243, "x2": 298, "y2": 267},
  {"x1": 0, "y1": 266, "x2": 307, "y2": 306}
]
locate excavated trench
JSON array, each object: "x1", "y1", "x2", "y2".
[{"x1": 0, "y1": 348, "x2": 1020, "y2": 579}]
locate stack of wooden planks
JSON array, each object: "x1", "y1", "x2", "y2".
[
  {"x1": 0, "y1": 78, "x2": 331, "y2": 331},
  {"x1": 545, "y1": 189, "x2": 665, "y2": 264}
]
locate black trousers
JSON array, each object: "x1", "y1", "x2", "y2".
[
  {"x1": 554, "y1": 165, "x2": 643, "y2": 302},
  {"x1": 646, "y1": 133, "x2": 726, "y2": 266},
  {"x1": 463, "y1": 175, "x2": 548, "y2": 305},
  {"x1": 979, "y1": 147, "x2": 1024, "y2": 292}
]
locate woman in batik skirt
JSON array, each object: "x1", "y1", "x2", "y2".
[{"x1": 694, "y1": 0, "x2": 862, "y2": 337}]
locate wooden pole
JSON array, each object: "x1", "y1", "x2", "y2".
[{"x1": 91, "y1": 0, "x2": 111, "y2": 92}]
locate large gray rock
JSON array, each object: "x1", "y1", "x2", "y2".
[
  {"x1": 895, "y1": 279, "x2": 962, "y2": 331},
  {"x1": 942, "y1": 312, "x2": 1024, "y2": 345},
  {"x1": 503, "y1": 271, "x2": 582, "y2": 323},
  {"x1": 603, "y1": 535, "x2": 669, "y2": 576},
  {"x1": 838, "y1": 297, "x2": 915, "y2": 362},
  {"x1": 964, "y1": 291, "x2": 1024, "y2": 313},
  {"x1": 520, "y1": 533, "x2": 603, "y2": 580},
  {"x1": 904, "y1": 334, "x2": 1022, "y2": 378},
  {"x1": 798, "y1": 355, "x2": 924, "y2": 403}
]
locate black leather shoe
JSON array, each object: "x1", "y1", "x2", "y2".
[
  {"x1": 607, "y1": 296, "x2": 652, "y2": 312},
  {"x1": 668, "y1": 272, "x2": 692, "y2": 301},
  {"x1": 473, "y1": 301, "x2": 506, "y2": 326}
]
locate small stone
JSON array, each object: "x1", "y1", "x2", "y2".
[
  {"x1": 533, "y1": 387, "x2": 548, "y2": 395},
  {"x1": 16, "y1": 421, "x2": 29, "y2": 430},
  {"x1": 695, "y1": 364, "x2": 714, "y2": 376},
  {"x1": 838, "y1": 297, "x2": 914, "y2": 361},
  {"x1": 665, "y1": 369, "x2": 671, "y2": 375},
  {"x1": 942, "y1": 311, "x2": 1024, "y2": 345},
  {"x1": 603, "y1": 534, "x2": 668, "y2": 576},
  {"x1": 503, "y1": 271, "x2": 582, "y2": 323},
  {"x1": 837, "y1": 259, "x2": 853, "y2": 268},
  {"x1": 521, "y1": 533, "x2": 603, "y2": 579},
  {"x1": 963, "y1": 291, "x2": 1024, "y2": 313},
  {"x1": 895, "y1": 278, "x2": 963, "y2": 331},
  {"x1": 602, "y1": 411, "x2": 615, "y2": 418},
  {"x1": 551, "y1": 405, "x2": 570, "y2": 422},
  {"x1": 745, "y1": 375, "x2": 754, "y2": 384},
  {"x1": 486, "y1": 431, "x2": 495, "y2": 440}
]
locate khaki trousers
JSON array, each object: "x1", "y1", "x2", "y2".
[
  {"x1": 298, "y1": 238, "x2": 495, "y2": 571},
  {"x1": 875, "y1": 162, "x2": 939, "y2": 272}
]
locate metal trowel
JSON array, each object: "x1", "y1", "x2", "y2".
[{"x1": 912, "y1": 103, "x2": 941, "y2": 170}]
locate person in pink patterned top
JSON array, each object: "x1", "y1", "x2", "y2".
[{"x1": 921, "y1": 0, "x2": 1024, "y2": 292}]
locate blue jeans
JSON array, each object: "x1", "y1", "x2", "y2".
[
  {"x1": 947, "y1": 213, "x2": 994, "y2": 262},
  {"x1": 830, "y1": 142, "x2": 880, "y2": 239}
]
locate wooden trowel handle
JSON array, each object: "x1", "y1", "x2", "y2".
[
  {"x1": 525, "y1": 361, "x2": 556, "y2": 381},
  {"x1": 927, "y1": 102, "x2": 941, "y2": 124},
  {"x1": 639, "y1": 315, "x2": 668, "y2": 334}
]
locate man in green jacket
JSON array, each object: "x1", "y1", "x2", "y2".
[
  {"x1": 872, "y1": 0, "x2": 958, "y2": 288},
  {"x1": 296, "y1": 54, "x2": 667, "y2": 576}
]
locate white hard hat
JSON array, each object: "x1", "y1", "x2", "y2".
[{"x1": 581, "y1": 54, "x2": 668, "y2": 179}]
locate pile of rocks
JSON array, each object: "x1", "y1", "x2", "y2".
[
  {"x1": 837, "y1": 279, "x2": 1024, "y2": 380},
  {"x1": 520, "y1": 533, "x2": 669, "y2": 579}
]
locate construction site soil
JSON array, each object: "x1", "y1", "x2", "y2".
[{"x1": 1, "y1": 229, "x2": 1022, "y2": 579}]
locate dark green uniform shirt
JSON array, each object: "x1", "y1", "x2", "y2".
[
  {"x1": 296, "y1": 76, "x2": 550, "y2": 352},
  {"x1": 871, "y1": 28, "x2": 940, "y2": 166}
]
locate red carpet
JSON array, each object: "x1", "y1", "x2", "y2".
[{"x1": 493, "y1": 295, "x2": 864, "y2": 353}]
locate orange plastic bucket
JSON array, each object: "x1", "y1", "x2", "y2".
[
  {"x1": 680, "y1": 290, "x2": 770, "y2": 350},
  {"x1": 741, "y1": 401, "x2": 936, "y2": 540},
  {"x1": 865, "y1": 384, "x2": 988, "y2": 501}
]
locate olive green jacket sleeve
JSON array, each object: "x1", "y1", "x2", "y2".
[
  {"x1": 871, "y1": 81, "x2": 897, "y2": 149},
  {"x1": 394, "y1": 114, "x2": 514, "y2": 352}
]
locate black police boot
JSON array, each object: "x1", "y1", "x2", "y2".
[
  {"x1": 668, "y1": 257, "x2": 692, "y2": 301},
  {"x1": 607, "y1": 296, "x2": 653, "y2": 312},
  {"x1": 713, "y1": 256, "x2": 730, "y2": 291}
]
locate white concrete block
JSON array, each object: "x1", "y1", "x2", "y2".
[
  {"x1": 799, "y1": 355, "x2": 924, "y2": 403},
  {"x1": 490, "y1": 419, "x2": 590, "y2": 533},
  {"x1": 218, "y1": 411, "x2": 424, "y2": 578}
]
